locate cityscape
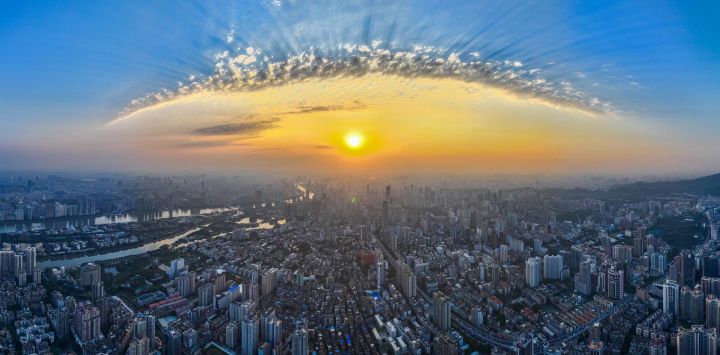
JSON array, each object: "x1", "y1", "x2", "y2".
[{"x1": 2, "y1": 1, "x2": 720, "y2": 355}]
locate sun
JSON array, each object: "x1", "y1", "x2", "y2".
[{"x1": 344, "y1": 131, "x2": 365, "y2": 149}]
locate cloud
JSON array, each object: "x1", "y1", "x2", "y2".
[
  {"x1": 116, "y1": 43, "x2": 614, "y2": 121},
  {"x1": 281, "y1": 103, "x2": 366, "y2": 115},
  {"x1": 193, "y1": 119, "x2": 278, "y2": 136},
  {"x1": 173, "y1": 140, "x2": 250, "y2": 148},
  {"x1": 225, "y1": 29, "x2": 235, "y2": 44}
]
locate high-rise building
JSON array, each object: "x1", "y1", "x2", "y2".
[
  {"x1": 0, "y1": 250, "x2": 20, "y2": 275},
  {"x1": 177, "y1": 271, "x2": 196, "y2": 297},
  {"x1": 33, "y1": 267, "x2": 42, "y2": 285},
  {"x1": 80, "y1": 263, "x2": 101, "y2": 287},
  {"x1": 382, "y1": 200, "x2": 390, "y2": 227},
  {"x1": 146, "y1": 314, "x2": 156, "y2": 349},
  {"x1": 262, "y1": 268, "x2": 277, "y2": 296},
  {"x1": 215, "y1": 271, "x2": 227, "y2": 293},
  {"x1": 73, "y1": 302, "x2": 101, "y2": 342},
  {"x1": 260, "y1": 310, "x2": 283, "y2": 349},
  {"x1": 127, "y1": 336, "x2": 150, "y2": 355},
  {"x1": 433, "y1": 332, "x2": 460, "y2": 355},
  {"x1": 52, "y1": 300, "x2": 70, "y2": 339},
  {"x1": 543, "y1": 254, "x2": 563, "y2": 280},
  {"x1": 633, "y1": 230, "x2": 646, "y2": 257},
  {"x1": 663, "y1": 279, "x2": 680, "y2": 316},
  {"x1": 680, "y1": 250, "x2": 696, "y2": 288},
  {"x1": 706, "y1": 295, "x2": 720, "y2": 330},
  {"x1": 704, "y1": 256, "x2": 720, "y2": 278},
  {"x1": 433, "y1": 291, "x2": 451, "y2": 330},
  {"x1": 248, "y1": 283, "x2": 260, "y2": 302},
  {"x1": 182, "y1": 328, "x2": 198, "y2": 352},
  {"x1": 132, "y1": 316, "x2": 148, "y2": 339},
  {"x1": 168, "y1": 258, "x2": 185, "y2": 278},
  {"x1": 21, "y1": 247, "x2": 36, "y2": 272},
  {"x1": 470, "y1": 306, "x2": 483, "y2": 327},
  {"x1": 162, "y1": 328, "x2": 182, "y2": 355},
  {"x1": 702, "y1": 277, "x2": 720, "y2": 297},
  {"x1": 681, "y1": 286, "x2": 706, "y2": 324},
  {"x1": 525, "y1": 257, "x2": 542, "y2": 288},
  {"x1": 607, "y1": 266, "x2": 624, "y2": 300},
  {"x1": 376, "y1": 261, "x2": 386, "y2": 289},
  {"x1": 198, "y1": 283, "x2": 216, "y2": 308},
  {"x1": 226, "y1": 321, "x2": 238, "y2": 349},
  {"x1": 574, "y1": 260, "x2": 593, "y2": 296},
  {"x1": 91, "y1": 281, "x2": 105, "y2": 302},
  {"x1": 651, "y1": 252, "x2": 667, "y2": 273},
  {"x1": 291, "y1": 328, "x2": 308, "y2": 355},
  {"x1": 397, "y1": 262, "x2": 417, "y2": 298},
  {"x1": 648, "y1": 335, "x2": 667, "y2": 355},
  {"x1": 242, "y1": 315, "x2": 260, "y2": 355},
  {"x1": 676, "y1": 325, "x2": 717, "y2": 355}
]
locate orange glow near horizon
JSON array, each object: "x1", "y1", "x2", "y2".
[{"x1": 103, "y1": 74, "x2": 665, "y2": 174}]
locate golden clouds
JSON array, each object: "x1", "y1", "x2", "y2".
[{"x1": 106, "y1": 74, "x2": 657, "y2": 173}]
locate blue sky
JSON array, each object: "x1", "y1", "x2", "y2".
[{"x1": 1, "y1": 0, "x2": 719, "y2": 173}]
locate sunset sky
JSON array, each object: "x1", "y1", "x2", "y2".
[{"x1": 1, "y1": 1, "x2": 719, "y2": 175}]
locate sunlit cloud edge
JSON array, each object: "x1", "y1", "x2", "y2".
[{"x1": 111, "y1": 42, "x2": 614, "y2": 124}]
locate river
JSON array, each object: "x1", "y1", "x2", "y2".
[
  {"x1": 38, "y1": 227, "x2": 202, "y2": 269},
  {"x1": 0, "y1": 207, "x2": 234, "y2": 234},
  {"x1": 36, "y1": 186, "x2": 306, "y2": 268}
]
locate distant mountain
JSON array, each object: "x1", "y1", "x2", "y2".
[
  {"x1": 539, "y1": 172, "x2": 720, "y2": 201},
  {"x1": 611, "y1": 172, "x2": 720, "y2": 196}
]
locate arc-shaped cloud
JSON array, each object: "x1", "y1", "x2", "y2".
[{"x1": 113, "y1": 43, "x2": 612, "y2": 123}]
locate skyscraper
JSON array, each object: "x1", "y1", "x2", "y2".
[
  {"x1": 168, "y1": 258, "x2": 185, "y2": 278},
  {"x1": 376, "y1": 261, "x2": 386, "y2": 289},
  {"x1": 162, "y1": 328, "x2": 182, "y2": 355},
  {"x1": 132, "y1": 316, "x2": 147, "y2": 339},
  {"x1": 574, "y1": 260, "x2": 593, "y2": 296},
  {"x1": 52, "y1": 299, "x2": 70, "y2": 339},
  {"x1": 681, "y1": 286, "x2": 706, "y2": 324},
  {"x1": 242, "y1": 315, "x2": 260, "y2": 355},
  {"x1": 177, "y1": 271, "x2": 196, "y2": 297},
  {"x1": 525, "y1": 257, "x2": 542, "y2": 288},
  {"x1": 706, "y1": 294, "x2": 720, "y2": 330},
  {"x1": 433, "y1": 291, "x2": 451, "y2": 330},
  {"x1": 543, "y1": 254, "x2": 563, "y2": 280},
  {"x1": 127, "y1": 336, "x2": 150, "y2": 355},
  {"x1": 663, "y1": 279, "x2": 680, "y2": 316},
  {"x1": 681, "y1": 250, "x2": 696, "y2": 288},
  {"x1": 226, "y1": 321, "x2": 238, "y2": 349},
  {"x1": 21, "y1": 247, "x2": 36, "y2": 272},
  {"x1": 215, "y1": 271, "x2": 227, "y2": 293},
  {"x1": 291, "y1": 328, "x2": 308, "y2": 355},
  {"x1": 397, "y1": 262, "x2": 417, "y2": 298},
  {"x1": 80, "y1": 262, "x2": 101, "y2": 287},
  {"x1": 433, "y1": 332, "x2": 460, "y2": 355},
  {"x1": 198, "y1": 283, "x2": 215, "y2": 308},
  {"x1": 262, "y1": 268, "x2": 277, "y2": 296},
  {"x1": 73, "y1": 302, "x2": 101, "y2": 342},
  {"x1": 633, "y1": 229, "x2": 646, "y2": 257},
  {"x1": 146, "y1": 314, "x2": 156, "y2": 350},
  {"x1": 382, "y1": 200, "x2": 390, "y2": 227},
  {"x1": 676, "y1": 325, "x2": 717, "y2": 355},
  {"x1": 91, "y1": 281, "x2": 105, "y2": 302},
  {"x1": 607, "y1": 266, "x2": 624, "y2": 300}
]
